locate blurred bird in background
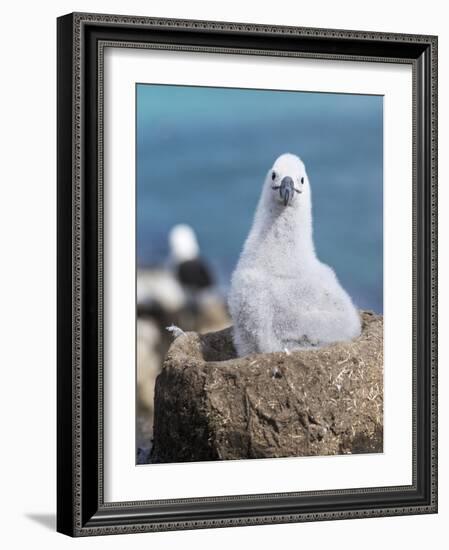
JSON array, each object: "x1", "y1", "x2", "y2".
[
  {"x1": 136, "y1": 224, "x2": 230, "y2": 462},
  {"x1": 169, "y1": 224, "x2": 214, "y2": 292}
]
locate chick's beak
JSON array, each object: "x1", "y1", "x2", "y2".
[{"x1": 280, "y1": 176, "x2": 294, "y2": 206}]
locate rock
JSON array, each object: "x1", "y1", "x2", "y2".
[
  {"x1": 137, "y1": 319, "x2": 163, "y2": 413},
  {"x1": 151, "y1": 311, "x2": 383, "y2": 463},
  {"x1": 136, "y1": 319, "x2": 163, "y2": 450}
]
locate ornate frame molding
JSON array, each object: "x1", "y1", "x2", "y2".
[{"x1": 57, "y1": 12, "x2": 438, "y2": 536}]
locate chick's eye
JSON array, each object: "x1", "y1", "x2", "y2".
[
  {"x1": 271, "y1": 171, "x2": 277, "y2": 181},
  {"x1": 301, "y1": 177, "x2": 304, "y2": 184}
]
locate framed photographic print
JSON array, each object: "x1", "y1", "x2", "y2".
[{"x1": 57, "y1": 12, "x2": 438, "y2": 536}]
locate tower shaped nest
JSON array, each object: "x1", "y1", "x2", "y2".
[{"x1": 151, "y1": 311, "x2": 383, "y2": 463}]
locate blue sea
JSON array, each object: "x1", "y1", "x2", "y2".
[{"x1": 136, "y1": 84, "x2": 383, "y2": 313}]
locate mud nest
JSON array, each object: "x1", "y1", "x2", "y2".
[{"x1": 151, "y1": 311, "x2": 383, "y2": 463}]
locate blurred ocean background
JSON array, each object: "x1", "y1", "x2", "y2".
[{"x1": 137, "y1": 84, "x2": 383, "y2": 313}]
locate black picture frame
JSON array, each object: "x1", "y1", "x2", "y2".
[{"x1": 57, "y1": 12, "x2": 438, "y2": 536}]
